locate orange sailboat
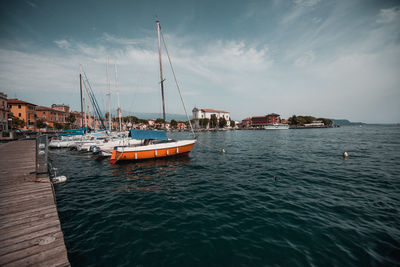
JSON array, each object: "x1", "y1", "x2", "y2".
[{"x1": 110, "y1": 21, "x2": 196, "y2": 164}]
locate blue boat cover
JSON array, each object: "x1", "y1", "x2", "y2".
[
  {"x1": 130, "y1": 129, "x2": 168, "y2": 140},
  {"x1": 59, "y1": 128, "x2": 84, "y2": 136}
]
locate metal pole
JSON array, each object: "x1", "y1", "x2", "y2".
[
  {"x1": 106, "y1": 56, "x2": 111, "y2": 132},
  {"x1": 115, "y1": 63, "x2": 122, "y2": 132},
  {"x1": 80, "y1": 74, "x2": 84, "y2": 129},
  {"x1": 156, "y1": 21, "x2": 166, "y2": 131}
]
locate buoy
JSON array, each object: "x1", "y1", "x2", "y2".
[
  {"x1": 343, "y1": 152, "x2": 349, "y2": 158},
  {"x1": 274, "y1": 176, "x2": 278, "y2": 181},
  {"x1": 221, "y1": 149, "x2": 225, "y2": 153},
  {"x1": 52, "y1": 176, "x2": 67, "y2": 184}
]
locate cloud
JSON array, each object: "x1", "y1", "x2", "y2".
[
  {"x1": 293, "y1": 0, "x2": 320, "y2": 7},
  {"x1": 281, "y1": 0, "x2": 320, "y2": 24},
  {"x1": 102, "y1": 33, "x2": 139, "y2": 46},
  {"x1": 26, "y1": 1, "x2": 36, "y2": 8},
  {"x1": 0, "y1": 35, "x2": 273, "y2": 116},
  {"x1": 293, "y1": 50, "x2": 315, "y2": 67},
  {"x1": 376, "y1": 6, "x2": 400, "y2": 24},
  {"x1": 54, "y1": 40, "x2": 71, "y2": 49}
]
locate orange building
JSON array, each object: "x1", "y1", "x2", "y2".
[
  {"x1": 51, "y1": 104, "x2": 70, "y2": 113},
  {"x1": 70, "y1": 111, "x2": 84, "y2": 128},
  {"x1": 8, "y1": 99, "x2": 37, "y2": 129},
  {"x1": 36, "y1": 106, "x2": 68, "y2": 128}
]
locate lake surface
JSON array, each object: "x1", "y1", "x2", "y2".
[{"x1": 50, "y1": 125, "x2": 400, "y2": 266}]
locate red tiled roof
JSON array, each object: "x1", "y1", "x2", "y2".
[
  {"x1": 36, "y1": 106, "x2": 68, "y2": 114},
  {"x1": 200, "y1": 108, "x2": 229, "y2": 113},
  {"x1": 251, "y1": 116, "x2": 266, "y2": 119},
  {"x1": 8, "y1": 99, "x2": 36, "y2": 106}
]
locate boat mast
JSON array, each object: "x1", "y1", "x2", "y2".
[
  {"x1": 115, "y1": 63, "x2": 122, "y2": 132},
  {"x1": 106, "y1": 56, "x2": 112, "y2": 132},
  {"x1": 79, "y1": 73, "x2": 84, "y2": 131},
  {"x1": 156, "y1": 20, "x2": 166, "y2": 130}
]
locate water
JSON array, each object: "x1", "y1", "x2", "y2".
[{"x1": 50, "y1": 125, "x2": 400, "y2": 266}]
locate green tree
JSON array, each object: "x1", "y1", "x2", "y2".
[
  {"x1": 288, "y1": 115, "x2": 297, "y2": 125},
  {"x1": 12, "y1": 116, "x2": 25, "y2": 129},
  {"x1": 210, "y1": 114, "x2": 217, "y2": 128},
  {"x1": 155, "y1": 118, "x2": 165, "y2": 124},
  {"x1": 66, "y1": 114, "x2": 76, "y2": 124},
  {"x1": 230, "y1": 120, "x2": 236, "y2": 127},
  {"x1": 218, "y1": 117, "x2": 227, "y2": 128},
  {"x1": 35, "y1": 119, "x2": 46, "y2": 129},
  {"x1": 317, "y1": 118, "x2": 333, "y2": 126},
  {"x1": 170, "y1": 119, "x2": 178, "y2": 129},
  {"x1": 54, "y1": 123, "x2": 64, "y2": 130},
  {"x1": 200, "y1": 118, "x2": 210, "y2": 128}
]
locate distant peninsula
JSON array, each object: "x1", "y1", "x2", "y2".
[{"x1": 330, "y1": 119, "x2": 366, "y2": 126}]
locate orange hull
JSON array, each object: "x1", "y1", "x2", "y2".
[{"x1": 110, "y1": 143, "x2": 195, "y2": 164}]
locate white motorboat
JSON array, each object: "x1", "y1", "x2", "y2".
[{"x1": 264, "y1": 123, "x2": 289, "y2": 130}]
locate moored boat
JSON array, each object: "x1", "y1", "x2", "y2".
[
  {"x1": 264, "y1": 123, "x2": 289, "y2": 130},
  {"x1": 109, "y1": 20, "x2": 196, "y2": 164},
  {"x1": 110, "y1": 130, "x2": 195, "y2": 164}
]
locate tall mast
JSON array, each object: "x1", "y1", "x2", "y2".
[
  {"x1": 79, "y1": 73, "x2": 84, "y2": 130},
  {"x1": 106, "y1": 55, "x2": 111, "y2": 132},
  {"x1": 115, "y1": 63, "x2": 122, "y2": 132},
  {"x1": 85, "y1": 79, "x2": 91, "y2": 130},
  {"x1": 156, "y1": 20, "x2": 166, "y2": 130}
]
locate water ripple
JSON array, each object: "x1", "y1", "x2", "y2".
[{"x1": 52, "y1": 126, "x2": 400, "y2": 266}]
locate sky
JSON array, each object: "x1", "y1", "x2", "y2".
[{"x1": 0, "y1": 0, "x2": 399, "y2": 123}]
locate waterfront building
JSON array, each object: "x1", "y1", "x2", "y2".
[
  {"x1": 36, "y1": 106, "x2": 68, "y2": 128},
  {"x1": 239, "y1": 118, "x2": 251, "y2": 129},
  {"x1": 251, "y1": 113, "x2": 281, "y2": 128},
  {"x1": 70, "y1": 111, "x2": 84, "y2": 128},
  {"x1": 8, "y1": 98, "x2": 37, "y2": 129},
  {"x1": 192, "y1": 108, "x2": 230, "y2": 128},
  {"x1": 51, "y1": 104, "x2": 70, "y2": 113},
  {"x1": 0, "y1": 92, "x2": 9, "y2": 131}
]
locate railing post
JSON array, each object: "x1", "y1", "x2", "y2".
[{"x1": 36, "y1": 134, "x2": 48, "y2": 175}]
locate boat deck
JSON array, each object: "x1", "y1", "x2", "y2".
[{"x1": 0, "y1": 140, "x2": 70, "y2": 266}]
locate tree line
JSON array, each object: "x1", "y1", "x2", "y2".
[{"x1": 287, "y1": 115, "x2": 332, "y2": 126}]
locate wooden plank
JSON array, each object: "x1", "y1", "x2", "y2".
[
  {"x1": 0, "y1": 226, "x2": 61, "y2": 249},
  {"x1": 0, "y1": 190, "x2": 54, "y2": 208},
  {"x1": 0, "y1": 242, "x2": 68, "y2": 267},
  {"x1": 0, "y1": 216, "x2": 61, "y2": 242},
  {"x1": 0, "y1": 195, "x2": 55, "y2": 216},
  {"x1": 0, "y1": 212, "x2": 59, "y2": 234},
  {"x1": 0, "y1": 206, "x2": 56, "y2": 227},
  {"x1": 0, "y1": 140, "x2": 70, "y2": 266},
  {"x1": 0, "y1": 237, "x2": 65, "y2": 265},
  {"x1": 0, "y1": 187, "x2": 50, "y2": 200},
  {"x1": 0, "y1": 231, "x2": 64, "y2": 257}
]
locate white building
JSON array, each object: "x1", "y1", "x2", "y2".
[
  {"x1": 304, "y1": 120, "x2": 325, "y2": 127},
  {"x1": 192, "y1": 108, "x2": 230, "y2": 128}
]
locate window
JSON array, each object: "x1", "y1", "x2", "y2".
[
  {"x1": 18, "y1": 105, "x2": 21, "y2": 109},
  {"x1": 18, "y1": 113, "x2": 21, "y2": 117}
]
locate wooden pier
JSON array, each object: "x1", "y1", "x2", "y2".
[{"x1": 0, "y1": 140, "x2": 70, "y2": 266}]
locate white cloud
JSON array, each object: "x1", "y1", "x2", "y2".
[
  {"x1": 293, "y1": 50, "x2": 315, "y2": 67},
  {"x1": 0, "y1": 36, "x2": 273, "y2": 116},
  {"x1": 102, "y1": 33, "x2": 139, "y2": 46},
  {"x1": 376, "y1": 6, "x2": 400, "y2": 24},
  {"x1": 54, "y1": 39, "x2": 71, "y2": 49},
  {"x1": 293, "y1": 0, "x2": 320, "y2": 7}
]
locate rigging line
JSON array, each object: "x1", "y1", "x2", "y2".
[{"x1": 160, "y1": 30, "x2": 196, "y2": 138}]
